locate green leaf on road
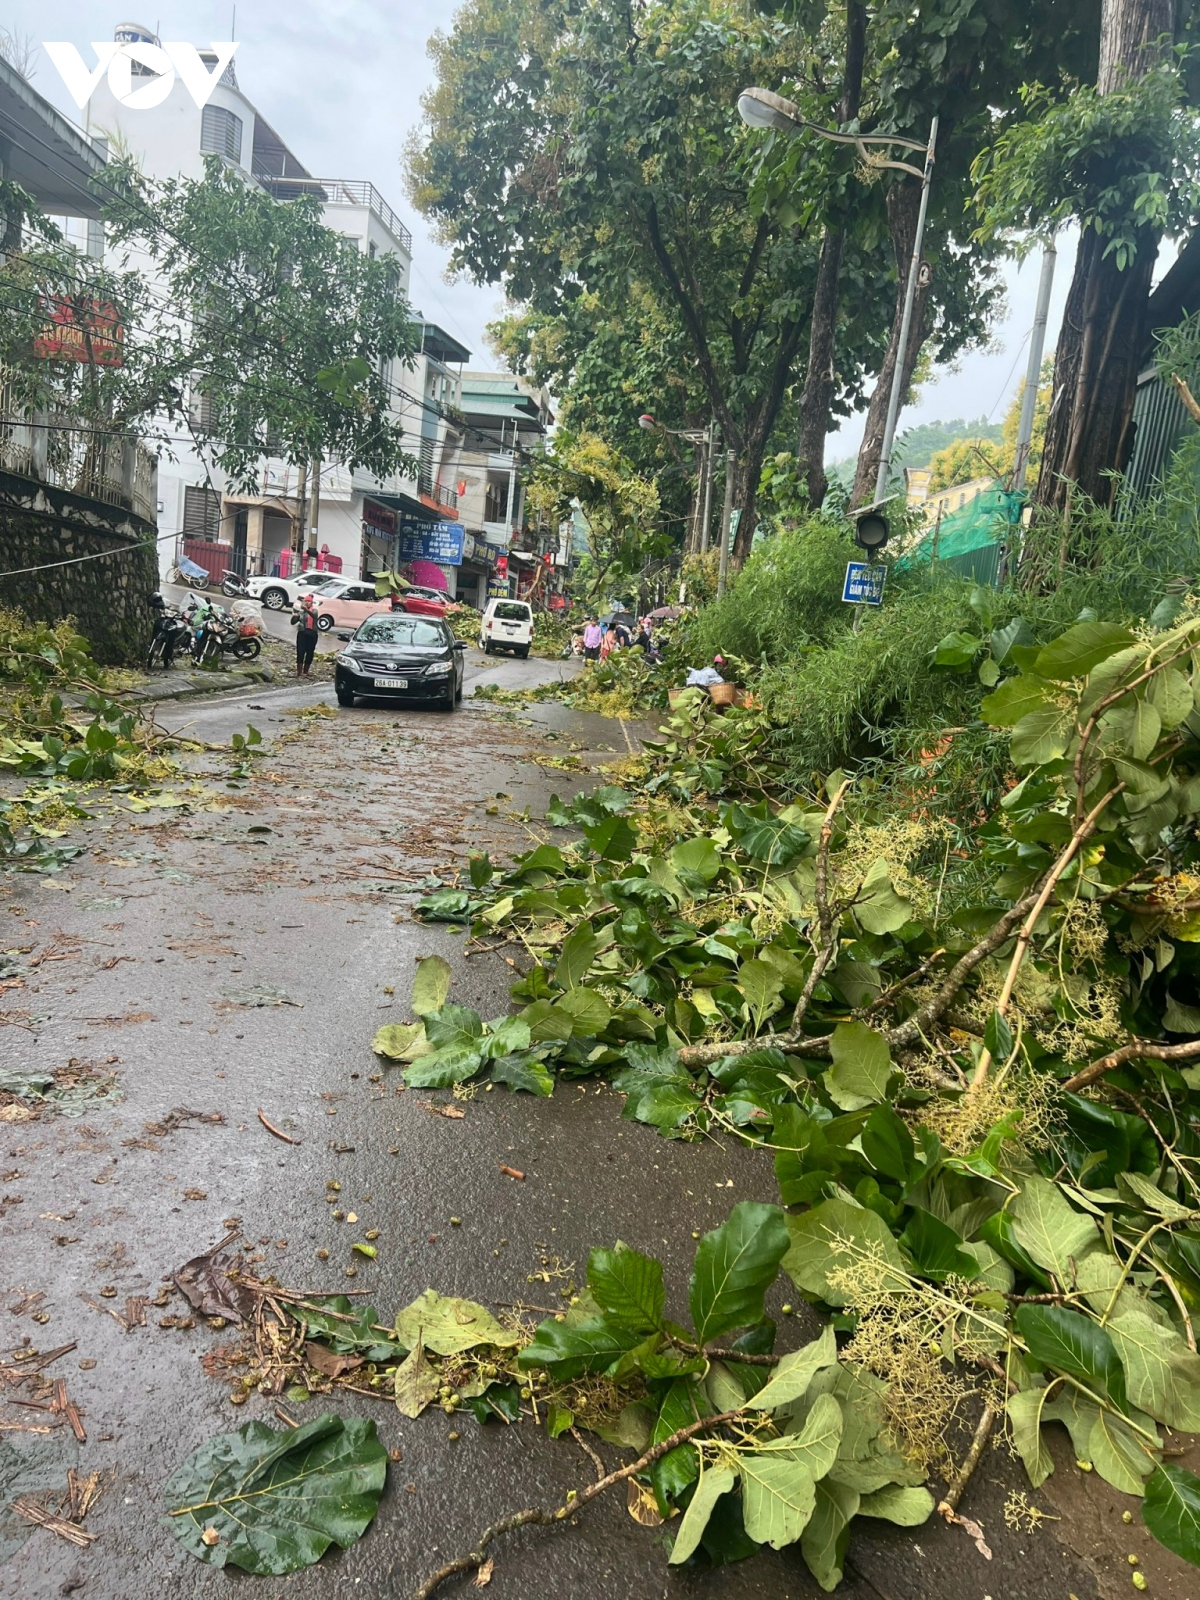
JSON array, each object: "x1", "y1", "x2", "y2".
[
  {"x1": 164, "y1": 1414, "x2": 386, "y2": 1574},
  {"x1": 1143, "y1": 1464, "x2": 1200, "y2": 1565},
  {"x1": 410, "y1": 955, "x2": 452, "y2": 1017},
  {"x1": 857, "y1": 1484, "x2": 934, "y2": 1525},
  {"x1": 738, "y1": 1452, "x2": 816, "y2": 1549},
  {"x1": 422, "y1": 1003, "x2": 485, "y2": 1054},
  {"x1": 517, "y1": 1314, "x2": 649, "y2": 1381},
  {"x1": 393, "y1": 1291, "x2": 518, "y2": 1356},
  {"x1": 738, "y1": 958, "x2": 784, "y2": 1031},
  {"x1": 783, "y1": 1198, "x2": 906, "y2": 1306},
  {"x1": 824, "y1": 1021, "x2": 893, "y2": 1111},
  {"x1": 555, "y1": 924, "x2": 600, "y2": 990},
  {"x1": 668, "y1": 1463, "x2": 737, "y2": 1565},
  {"x1": 1016, "y1": 1304, "x2": 1127, "y2": 1409},
  {"x1": 747, "y1": 1326, "x2": 838, "y2": 1411},
  {"x1": 370, "y1": 1022, "x2": 428, "y2": 1062},
  {"x1": 855, "y1": 858, "x2": 912, "y2": 935},
  {"x1": 488, "y1": 1053, "x2": 554, "y2": 1095},
  {"x1": 393, "y1": 1341, "x2": 439, "y2": 1418},
  {"x1": 801, "y1": 1478, "x2": 859, "y2": 1591},
  {"x1": 689, "y1": 1201, "x2": 789, "y2": 1345},
  {"x1": 1009, "y1": 1175, "x2": 1098, "y2": 1281},
  {"x1": 587, "y1": 1244, "x2": 665, "y2": 1331}
]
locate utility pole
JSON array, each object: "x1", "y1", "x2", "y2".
[
  {"x1": 1012, "y1": 244, "x2": 1056, "y2": 492},
  {"x1": 292, "y1": 459, "x2": 308, "y2": 565},
  {"x1": 716, "y1": 447, "x2": 735, "y2": 598},
  {"x1": 699, "y1": 417, "x2": 718, "y2": 552},
  {"x1": 873, "y1": 117, "x2": 939, "y2": 505},
  {"x1": 307, "y1": 455, "x2": 321, "y2": 563}
]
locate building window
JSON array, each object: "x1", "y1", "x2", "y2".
[
  {"x1": 183, "y1": 484, "x2": 222, "y2": 541},
  {"x1": 201, "y1": 105, "x2": 243, "y2": 164}
]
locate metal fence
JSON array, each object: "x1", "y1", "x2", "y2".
[
  {"x1": 256, "y1": 177, "x2": 413, "y2": 254},
  {"x1": 0, "y1": 374, "x2": 157, "y2": 526}
]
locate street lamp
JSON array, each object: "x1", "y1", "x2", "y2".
[{"x1": 737, "y1": 87, "x2": 939, "y2": 506}]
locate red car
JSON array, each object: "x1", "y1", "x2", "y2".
[{"x1": 394, "y1": 591, "x2": 448, "y2": 619}]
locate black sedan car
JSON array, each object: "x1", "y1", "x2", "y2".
[{"x1": 334, "y1": 614, "x2": 466, "y2": 710}]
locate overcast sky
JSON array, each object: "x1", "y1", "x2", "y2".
[{"x1": 21, "y1": 4, "x2": 1081, "y2": 456}]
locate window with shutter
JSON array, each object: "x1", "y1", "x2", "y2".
[
  {"x1": 183, "y1": 485, "x2": 221, "y2": 541},
  {"x1": 200, "y1": 106, "x2": 243, "y2": 164}
]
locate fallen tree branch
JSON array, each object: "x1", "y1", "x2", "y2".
[
  {"x1": 1062, "y1": 1034, "x2": 1200, "y2": 1092},
  {"x1": 969, "y1": 785, "x2": 1122, "y2": 1090},
  {"x1": 938, "y1": 1401, "x2": 999, "y2": 1521},
  {"x1": 410, "y1": 1407, "x2": 748, "y2": 1598},
  {"x1": 790, "y1": 779, "x2": 850, "y2": 1034}
]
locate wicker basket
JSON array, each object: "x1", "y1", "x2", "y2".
[
  {"x1": 668, "y1": 687, "x2": 689, "y2": 708},
  {"x1": 708, "y1": 681, "x2": 738, "y2": 707}
]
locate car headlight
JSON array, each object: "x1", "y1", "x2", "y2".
[
  {"x1": 335, "y1": 653, "x2": 352, "y2": 666},
  {"x1": 425, "y1": 661, "x2": 451, "y2": 676}
]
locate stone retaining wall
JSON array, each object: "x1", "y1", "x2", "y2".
[{"x1": 0, "y1": 468, "x2": 160, "y2": 665}]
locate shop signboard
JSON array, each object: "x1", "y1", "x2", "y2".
[{"x1": 397, "y1": 516, "x2": 465, "y2": 566}]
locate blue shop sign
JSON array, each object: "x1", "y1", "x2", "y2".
[{"x1": 397, "y1": 517, "x2": 465, "y2": 567}]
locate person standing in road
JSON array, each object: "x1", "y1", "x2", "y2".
[
  {"x1": 292, "y1": 592, "x2": 319, "y2": 676},
  {"x1": 582, "y1": 616, "x2": 603, "y2": 661}
]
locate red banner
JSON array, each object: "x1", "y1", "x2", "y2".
[{"x1": 33, "y1": 298, "x2": 124, "y2": 366}]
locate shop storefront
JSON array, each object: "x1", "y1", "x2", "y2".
[{"x1": 361, "y1": 500, "x2": 397, "y2": 578}]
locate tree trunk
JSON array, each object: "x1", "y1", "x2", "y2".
[
  {"x1": 851, "y1": 180, "x2": 932, "y2": 507},
  {"x1": 796, "y1": 227, "x2": 846, "y2": 509},
  {"x1": 795, "y1": 1, "x2": 866, "y2": 509},
  {"x1": 1033, "y1": 0, "x2": 1176, "y2": 516},
  {"x1": 730, "y1": 444, "x2": 764, "y2": 565}
]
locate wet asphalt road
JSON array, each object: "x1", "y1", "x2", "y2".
[{"x1": 0, "y1": 656, "x2": 1147, "y2": 1600}]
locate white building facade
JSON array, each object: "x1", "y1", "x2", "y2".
[{"x1": 75, "y1": 24, "x2": 466, "y2": 587}]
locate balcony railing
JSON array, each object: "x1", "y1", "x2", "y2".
[
  {"x1": 0, "y1": 373, "x2": 157, "y2": 526},
  {"x1": 256, "y1": 176, "x2": 413, "y2": 254}
]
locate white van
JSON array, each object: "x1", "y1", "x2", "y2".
[{"x1": 480, "y1": 598, "x2": 534, "y2": 658}]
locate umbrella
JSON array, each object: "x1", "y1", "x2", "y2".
[
  {"x1": 601, "y1": 610, "x2": 634, "y2": 628},
  {"x1": 646, "y1": 605, "x2": 683, "y2": 620}
]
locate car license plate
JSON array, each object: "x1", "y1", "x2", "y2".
[{"x1": 374, "y1": 676, "x2": 408, "y2": 688}]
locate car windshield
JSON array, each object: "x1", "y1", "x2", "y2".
[
  {"x1": 355, "y1": 617, "x2": 446, "y2": 647},
  {"x1": 494, "y1": 602, "x2": 530, "y2": 621},
  {"x1": 301, "y1": 574, "x2": 341, "y2": 588}
]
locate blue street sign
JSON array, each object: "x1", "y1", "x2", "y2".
[
  {"x1": 396, "y1": 516, "x2": 466, "y2": 566},
  {"x1": 842, "y1": 561, "x2": 886, "y2": 606}
]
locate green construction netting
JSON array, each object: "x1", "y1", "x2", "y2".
[{"x1": 895, "y1": 483, "x2": 1026, "y2": 571}]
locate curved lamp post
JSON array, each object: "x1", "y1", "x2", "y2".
[{"x1": 737, "y1": 87, "x2": 938, "y2": 505}]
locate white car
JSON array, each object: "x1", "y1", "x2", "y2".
[
  {"x1": 248, "y1": 569, "x2": 347, "y2": 611},
  {"x1": 480, "y1": 598, "x2": 533, "y2": 658}
]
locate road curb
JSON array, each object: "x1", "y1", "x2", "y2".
[{"x1": 119, "y1": 664, "x2": 279, "y2": 704}]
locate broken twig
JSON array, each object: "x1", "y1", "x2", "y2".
[{"x1": 257, "y1": 1108, "x2": 300, "y2": 1145}]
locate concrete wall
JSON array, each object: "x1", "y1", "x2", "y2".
[{"x1": 0, "y1": 471, "x2": 159, "y2": 665}]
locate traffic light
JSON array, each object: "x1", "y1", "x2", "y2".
[{"x1": 853, "y1": 507, "x2": 890, "y2": 552}]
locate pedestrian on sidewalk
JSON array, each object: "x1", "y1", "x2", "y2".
[
  {"x1": 581, "y1": 616, "x2": 602, "y2": 661},
  {"x1": 292, "y1": 592, "x2": 319, "y2": 676}
]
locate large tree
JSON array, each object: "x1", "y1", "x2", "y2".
[
  {"x1": 744, "y1": 0, "x2": 1097, "y2": 507},
  {"x1": 975, "y1": 0, "x2": 1200, "y2": 516},
  {"x1": 410, "y1": 0, "x2": 846, "y2": 561},
  {"x1": 0, "y1": 157, "x2": 419, "y2": 489}
]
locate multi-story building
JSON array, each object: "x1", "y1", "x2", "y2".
[
  {"x1": 0, "y1": 56, "x2": 160, "y2": 659},
  {"x1": 454, "y1": 373, "x2": 554, "y2": 607},
  {"x1": 74, "y1": 24, "x2": 467, "y2": 587}
]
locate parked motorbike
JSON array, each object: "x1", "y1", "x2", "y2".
[
  {"x1": 146, "y1": 593, "x2": 190, "y2": 670},
  {"x1": 220, "y1": 568, "x2": 250, "y2": 598},
  {"x1": 183, "y1": 595, "x2": 262, "y2": 665}
]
